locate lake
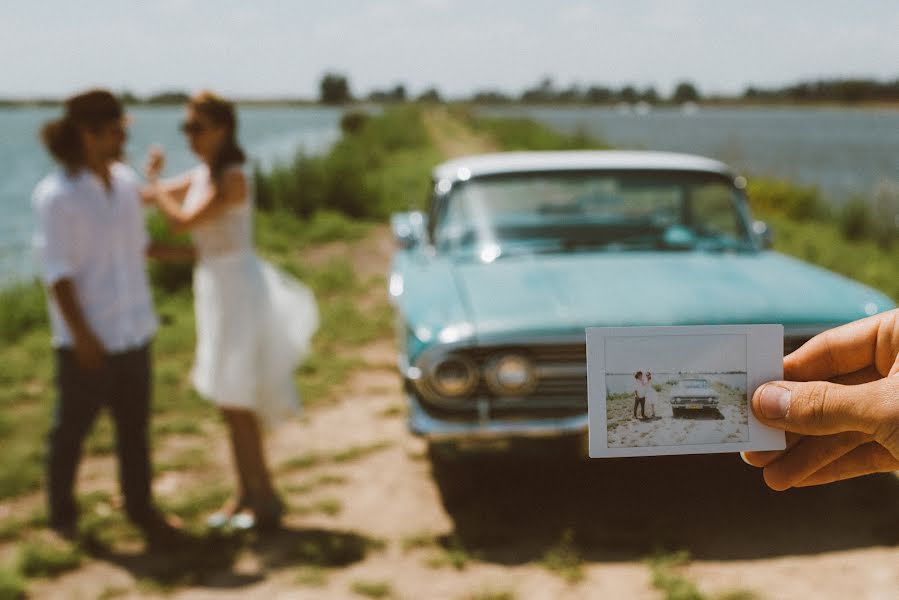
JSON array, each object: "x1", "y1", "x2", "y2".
[
  {"x1": 0, "y1": 105, "x2": 343, "y2": 284},
  {"x1": 3, "y1": 104, "x2": 898, "y2": 284},
  {"x1": 480, "y1": 104, "x2": 899, "y2": 203}
]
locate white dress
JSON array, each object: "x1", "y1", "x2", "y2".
[
  {"x1": 183, "y1": 164, "x2": 318, "y2": 425},
  {"x1": 647, "y1": 382, "x2": 673, "y2": 418}
]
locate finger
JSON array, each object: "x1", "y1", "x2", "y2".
[
  {"x1": 792, "y1": 442, "x2": 899, "y2": 487},
  {"x1": 830, "y1": 365, "x2": 882, "y2": 385},
  {"x1": 751, "y1": 379, "x2": 885, "y2": 437},
  {"x1": 784, "y1": 313, "x2": 888, "y2": 381},
  {"x1": 742, "y1": 432, "x2": 803, "y2": 467},
  {"x1": 760, "y1": 431, "x2": 873, "y2": 490}
]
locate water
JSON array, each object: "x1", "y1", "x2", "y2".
[
  {"x1": 480, "y1": 105, "x2": 899, "y2": 203},
  {"x1": 0, "y1": 105, "x2": 343, "y2": 284}
]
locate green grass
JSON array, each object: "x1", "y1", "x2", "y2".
[
  {"x1": 425, "y1": 535, "x2": 473, "y2": 571},
  {"x1": 646, "y1": 550, "x2": 759, "y2": 600},
  {"x1": 0, "y1": 568, "x2": 26, "y2": 600},
  {"x1": 285, "y1": 531, "x2": 385, "y2": 567},
  {"x1": 294, "y1": 498, "x2": 343, "y2": 517},
  {"x1": 351, "y1": 579, "x2": 394, "y2": 598},
  {"x1": 331, "y1": 441, "x2": 393, "y2": 463},
  {"x1": 295, "y1": 565, "x2": 329, "y2": 587},
  {"x1": 541, "y1": 529, "x2": 584, "y2": 584},
  {"x1": 647, "y1": 550, "x2": 703, "y2": 600},
  {"x1": 463, "y1": 591, "x2": 516, "y2": 600},
  {"x1": 453, "y1": 107, "x2": 607, "y2": 151},
  {"x1": 16, "y1": 539, "x2": 82, "y2": 578},
  {"x1": 0, "y1": 280, "x2": 47, "y2": 344}
]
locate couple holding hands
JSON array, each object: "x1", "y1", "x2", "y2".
[{"x1": 33, "y1": 89, "x2": 317, "y2": 545}]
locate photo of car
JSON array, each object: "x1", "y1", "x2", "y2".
[
  {"x1": 668, "y1": 377, "x2": 720, "y2": 415},
  {"x1": 388, "y1": 150, "x2": 895, "y2": 452}
]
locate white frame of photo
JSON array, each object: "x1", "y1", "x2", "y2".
[{"x1": 586, "y1": 324, "x2": 786, "y2": 458}]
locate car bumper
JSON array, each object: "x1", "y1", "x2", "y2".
[{"x1": 407, "y1": 393, "x2": 588, "y2": 441}]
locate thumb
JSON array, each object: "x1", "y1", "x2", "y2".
[{"x1": 751, "y1": 379, "x2": 882, "y2": 437}]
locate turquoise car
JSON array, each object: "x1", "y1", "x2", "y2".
[{"x1": 389, "y1": 151, "x2": 894, "y2": 444}]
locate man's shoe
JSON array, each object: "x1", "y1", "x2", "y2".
[
  {"x1": 137, "y1": 512, "x2": 187, "y2": 550},
  {"x1": 49, "y1": 520, "x2": 78, "y2": 541}
]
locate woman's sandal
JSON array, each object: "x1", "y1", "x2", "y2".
[{"x1": 206, "y1": 494, "x2": 250, "y2": 529}]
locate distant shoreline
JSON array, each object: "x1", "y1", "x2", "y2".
[{"x1": 1, "y1": 99, "x2": 897, "y2": 111}]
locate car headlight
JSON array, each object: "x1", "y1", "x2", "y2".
[
  {"x1": 428, "y1": 353, "x2": 479, "y2": 398},
  {"x1": 484, "y1": 353, "x2": 537, "y2": 396}
]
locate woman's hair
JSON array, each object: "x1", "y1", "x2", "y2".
[
  {"x1": 188, "y1": 90, "x2": 245, "y2": 181},
  {"x1": 40, "y1": 89, "x2": 123, "y2": 172},
  {"x1": 635, "y1": 371, "x2": 643, "y2": 378}
]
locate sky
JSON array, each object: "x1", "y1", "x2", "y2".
[{"x1": 2, "y1": 0, "x2": 897, "y2": 99}]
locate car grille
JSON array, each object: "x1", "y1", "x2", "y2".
[{"x1": 424, "y1": 337, "x2": 811, "y2": 418}]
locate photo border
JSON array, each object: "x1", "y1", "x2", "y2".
[{"x1": 587, "y1": 324, "x2": 785, "y2": 458}]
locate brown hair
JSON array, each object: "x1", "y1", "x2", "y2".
[
  {"x1": 40, "y1": 89, "x2": 123, "y2": 172},
  {"x1": 188, "y1": 90, "x2": 245, "y2": 181}
]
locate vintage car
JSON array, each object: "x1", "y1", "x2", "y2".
[
  {"x1": 388, "y1": 150, "x2": 894, "y2": 447},
  {"x1": 668, "y1": 378, "x2": 719, "y2": 415}
]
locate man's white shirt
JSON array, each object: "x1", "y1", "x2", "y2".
[
  {"x1": 32, "y1": 163, "x2": 158, "y2": 351},
  {"x1": 631, "y1": 377, "x2": 645, "y2": 398}
]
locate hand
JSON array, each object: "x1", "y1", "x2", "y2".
[
  {"x1": 144, "y1": 145, "x2": 165, "y2": 184},
  {"x1": 743, "y1": 309, "x2": 899, "y2": 490},
  {"x1": 73, "y1": 328, "x2": 107, "y2": 371}
]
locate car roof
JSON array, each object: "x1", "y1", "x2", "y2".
[{"x1": 432, "y1": 150, "x2": 734, "y2": 182}]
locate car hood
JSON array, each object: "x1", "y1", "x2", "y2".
[{"x1": 453, "y1": 250, "x2": 893, "y2": 339}]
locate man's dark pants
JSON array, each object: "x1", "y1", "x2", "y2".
[
  {"x1": 47, "y1": 344, "x2": 155, "y2": 529},
  {"x1": 633, "y1": 395, "x2": 646, "y2": 418}
]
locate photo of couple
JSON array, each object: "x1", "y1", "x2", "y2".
[
  {"x1": 630, "y1": 370, "x2": 672, "y2": 420},
  {"x1": 33, "y1": 89, "x2": 319, "y2": 545}
]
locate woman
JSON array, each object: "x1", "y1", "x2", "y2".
[
  {"x1": 644, "y1": 372, "x2": 657, "y2": 418},
  {"x1": 646, "y1": 372, "x2": 673, "y2": 418},
  {"x1": 144, "y1": 91, "x2": 318, "y2": 529}
]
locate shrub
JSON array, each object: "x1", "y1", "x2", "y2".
[
  {"x1": 0, "y1": 280, "x2": 47, "y2": 343},
  {"x1": 745, "y1": 177, "x2": 828, "y2": 221},
  {"x1": 254, "y1": 107, "x2": 432, "y2": 220},
  {"x1": 146, "y1": 212, "x2": 193, "y2": 293},
  {"x1": 838, "y1": 196, "x2": 876, "y2": 241}
]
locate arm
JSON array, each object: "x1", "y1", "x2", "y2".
[
  {"x1": 146, "y1": 242, "x2": 196, "y2": 262},
  {"x1": 150, "y1": 168, "x2": 247, "y2": 234},
  {"x1": 52, "y1": 279, "x2": 106, "y2": 371},
  {"x1": 141, "y1": 174, "x2": 191, "y2": 206},
  {"x1": 140, "y1": 146, "x2": 191, "y2": 205},
  {"x1": 32, "y1": 190, "x2": 105, "y2": 370}
]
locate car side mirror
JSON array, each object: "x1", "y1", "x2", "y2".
[
  {"x1": 752, "y1": 220, "x2": 774, "y2": 249},
  {"x1": 391, "y1": 211, "x2": 427, "y2": 249}
]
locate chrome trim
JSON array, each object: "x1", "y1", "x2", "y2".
[
  {"x1": 407, "y1": 393, "x2": 588, "y2": 440},
  {"x1": 536, "y1": 363, "x2": 587, "y2": 378}
]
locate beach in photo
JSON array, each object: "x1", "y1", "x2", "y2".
[{"x1": 605, "y1": 371, "x2": 748, "y2": 448}]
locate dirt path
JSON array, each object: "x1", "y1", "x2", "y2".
[
  {"x1": 422, "y1": 107, "x2": 498, "y2": 158},
  {"x1": 24, "y1": 113, "x2": 899, "y2": 600}
]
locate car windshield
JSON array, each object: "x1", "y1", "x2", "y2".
[
  {"x1": 434, "y1": 171, "x2": 754, "y2": 257},
  {"x1": 682, "y1": 380, "x2": 710, "y2": 388}
]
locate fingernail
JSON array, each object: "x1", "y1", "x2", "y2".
[{"x1": 758, "y1": 384, "x2": 791, "y2": 419}]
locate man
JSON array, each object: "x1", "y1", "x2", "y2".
[
  {"x1": 33, "y1": 89, "x2": 181, "y2": 547},
  {"x1": 632, "y1": 370, "x2": 647, "y2": 419}
]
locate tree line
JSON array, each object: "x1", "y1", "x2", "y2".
[
  {"x1": 3, "y1": 76, "x2": 897, "y2": 107},
  {"x1": 318, "y1": 73, "x2": 899, "y2": 105}
]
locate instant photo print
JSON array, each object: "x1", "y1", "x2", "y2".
[{"x1": 586, "y1": 325, "x2": 786, "y2": 458}]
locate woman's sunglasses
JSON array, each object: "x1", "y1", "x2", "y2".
[{"x1": 180, "y1": 120, "x2": 209, "y2": 135}]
